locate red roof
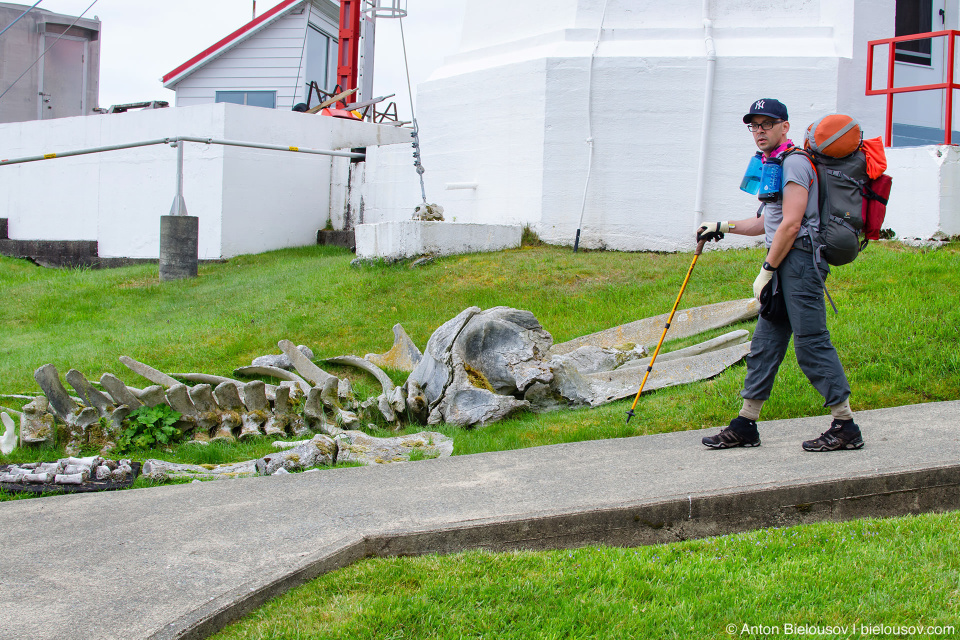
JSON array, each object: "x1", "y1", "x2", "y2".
[{"x1": 162, "y1": 0, "x2": 303, "y2": 87}]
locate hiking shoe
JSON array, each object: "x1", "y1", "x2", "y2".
[
  {"x1": 702, "y1": 417, "x2": 760, "y2": 449},
  {"x1": 802, "y1": 419, "x2": 864, "y2": 452}
]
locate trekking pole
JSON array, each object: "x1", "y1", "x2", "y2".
[{"x1": 626, "y1": 238, "x2": 708, "y2": 424}]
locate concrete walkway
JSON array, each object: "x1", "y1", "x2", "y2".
[{"x1": 1, "y1": 401, "x2": 958, "y2": 640}]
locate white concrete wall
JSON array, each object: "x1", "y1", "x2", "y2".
[
  {"x1": 355, "y1": 221, "x2": 522, "y2": 260},
  {"x1": 361, "y1": 59, "x2": 549, "y2": 226},
  {"x1": 360, "y1": 0, "x2": 897, "y2": 251},
  {"x1": 885, "y1": 145, "x2": 960, "y2": 239},
  {"x1": 0, "y1": 103, "x2": 410, "y2": 259},
  {"x1": 0, "y1": 105, "x2": 227, "y2": 259},
  {"x1": 171, "y1": 1, "x2": 339, "y2": 110}
]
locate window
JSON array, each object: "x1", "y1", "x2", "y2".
[
  {"x1": 305, "y1": 24, "x2": 337, "y2": 94},
  {"x1": 215, "y1": 91, "x2": 277, "y2": 108},
  {"x1": 895, "y1": 0, "x2": 933, "y2": 66}
]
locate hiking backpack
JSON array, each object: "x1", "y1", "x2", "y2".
[{"x1": 791, "y1": 114, "x2": 893, "y2": 267}]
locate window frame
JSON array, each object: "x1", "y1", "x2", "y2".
[
  {"x1": 894, "y1": 0, "x2": 934, "y2": 66},
  {"x1": 214, "y1": 90, "x2": 278, "y2": 109}
]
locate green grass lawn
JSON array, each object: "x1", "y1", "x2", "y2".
[
  {"x1": 1, "y1": 240, "x2": 958, "y2": 461},
  {"x1": 2, "y1": 241, "x2": 959, "y2": 636}
]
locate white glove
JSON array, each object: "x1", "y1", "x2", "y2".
[
  {"x1": 753, "y1": 265, "x2": 774, "y2": 300},
  {"x1": 696, "y1": 221, "x2": 732, "y2": 243}
]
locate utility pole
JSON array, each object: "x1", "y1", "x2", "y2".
[{"x1": 252, "y1": 1, "x2": 256, "y2": 20}]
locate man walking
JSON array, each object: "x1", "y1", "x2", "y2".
[{"x1": 696, "y1": 98, "x2": 863, "y2": 452}]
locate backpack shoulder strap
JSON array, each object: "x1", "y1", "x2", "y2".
[
  {"x1": 781, "y1": 147, "x2": 818, "y2": 185},
  {"x1": 784, "y1": 149, "x2": 838, "y2": 314},
  {"x1": 781, "y1": 147, "x2": 825, "y2": 214}
]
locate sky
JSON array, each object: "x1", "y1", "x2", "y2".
[{"x1": 13, "y1": 0, "x2": 466, "y2": 118}]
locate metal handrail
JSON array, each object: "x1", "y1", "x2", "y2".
[
  {"x1": 0, "y1": 136, "x2": 365, "y2": 167},
  {"x1": 0, "y1": 136, "x2": 366, "y2": 217},
  {"x1": 866, "y1": 29, "x2": 959, "y2": 146}
]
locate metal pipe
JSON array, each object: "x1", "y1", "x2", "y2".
[
  {"x1": 0, "y1": 0, "x2": 43, "y2": 40},
  {"x1": 0, "y1": 136, "x2": 366, "y2": 167},
  {"x1": 176, "y1": 136, "x2": 366, "y2": 159},
  {"x1": 573, "y1": 0, "x2": 611, "y2": 252},
  {"x1": 693, "y1": 0, "x2": 717, "y2": 230},
  {"x1": 169, "y1": 141, "x2": 187, "y2": 217},
  {"x1": 0, "y1": 138, "x2": 172, "y2": 167}
]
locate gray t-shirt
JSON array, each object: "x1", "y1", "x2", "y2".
[{"x1": 762, "y1": 152, "x2": 819, "y2": 247}]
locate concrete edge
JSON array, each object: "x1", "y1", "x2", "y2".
[
  {"x1": 367, "y1": 465, "x2": 960, "y2": 556},
  {"x1": 149, "y1": 464, "x2": 960, "y2": 640},
  {"x1": 147, "y1": 535, "x2": 368, "y2": 640}
]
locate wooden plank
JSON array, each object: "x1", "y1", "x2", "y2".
[
  {"x1": 343, "y1": 94, "x2": 395, "y2": 110},
  {"x1": 307, "y1": 87, "x2": 358, "y2": 113}
]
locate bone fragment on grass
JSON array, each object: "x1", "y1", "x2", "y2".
[
  {"x1": 136, "y1": 385, "x2": 167, "y2": 407},
  {"x1": 119, "y1": 356, "x2": 180, "y2": 388},
  {"x1": 304, "y1": 387, "x2": 337, "y2": 436},
  {"x1": 325, "y1": 354, "x2": 396, "y2": 396},
  {"x1": 616, "y1": 329, "x2": 751, "y2": 369},
  {"x1": 263, "y1": 385, "x2": 289, "y2": 436},
  {"x1": 233, "y1": 365, "x2": 311, "y2": 395},
  {"x1": 1, "y1": 412, "x2": 17, "y2": 455},
  {"x1": 364, "y1": 323, "x2": 423, "y2": 372},
  {"x1": 549, "y1": 298, "x2": 759, "y2": 357},
  {"x1": 65, "y1": 369, "x2": 115, "y2": 415},
  {"x1": 99, "y1": 373, "x2": 142, "y2": 410},
  {"x1": 19, "y1": 396, "x2": 52, "y2": 445},
  {"x1": 211, "y1": 382, "x2": 243, "y2": 442},
  {"x1": 238, "y1": 381, "x2": 268, "y2": 439},
  {"x1": 278, "y1": 339, "x2": 338, "y2": 387}
]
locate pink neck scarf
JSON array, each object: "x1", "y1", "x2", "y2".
[{"x1": 763, "y1": 139, "x2": 794, "y2": 161}]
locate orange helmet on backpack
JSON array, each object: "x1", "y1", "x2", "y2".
[{"x1": 804, "y1": 114, "x2": 863, "y2": 158}]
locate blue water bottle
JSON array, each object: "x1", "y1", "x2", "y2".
[
  {"x1": 757, "y1": 157, "x2": 783, "y2": 202},
  {"x1": 740, "y1": 152, "x2": 763, "y2": 195}
]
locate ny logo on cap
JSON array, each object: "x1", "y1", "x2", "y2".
[{"x1": 755, "y1": 100, "x2": 765, "y2": 109}]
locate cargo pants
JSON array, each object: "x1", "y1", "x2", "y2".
[{"x1": 741, "y1": 247, "x2": 851, "y2": 406}]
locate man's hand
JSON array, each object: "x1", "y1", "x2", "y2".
[
  {"x1": 697, "y1": 221, "x2": 732, "y2": 243},
  {"x1": 753, "y1": 263, "x2": 775, "y2": 299}
]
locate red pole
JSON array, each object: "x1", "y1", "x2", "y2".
[
  {"x1": 337, "y1": 0, "x2": 362, "y2": 94},
  {"x1": 886, "y1": 41, "x2": 896, "y2": 147},
  {"x1": 946, "y1": 32, "x2": 956, "y2": 145}
]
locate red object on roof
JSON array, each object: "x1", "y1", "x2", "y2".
[
  {"x1": 162, "y1": 0, "x2": 302, "y2": 87},
  {"x1": 321, "y1": 107, "x2": 362, "y2": 120}
]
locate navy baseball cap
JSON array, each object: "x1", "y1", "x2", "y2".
[{"x1": 743, "y1": 98, "x2": 788, "y2": 123}]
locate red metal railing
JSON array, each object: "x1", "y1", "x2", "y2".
[{"x1": 866, "y1": 29, "x2": 960, "y2": 146}]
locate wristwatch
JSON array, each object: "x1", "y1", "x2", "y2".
[{"x1": 762, "y1": 261, "x2": 776, "y2": 271}]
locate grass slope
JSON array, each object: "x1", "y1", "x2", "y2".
[{"x1": 1, "y1": 241, "x2": 958, "y2": 461}]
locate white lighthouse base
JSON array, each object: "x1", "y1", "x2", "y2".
[{"x1": 355, "y1": 221, "x2": 522, "y2": 260}]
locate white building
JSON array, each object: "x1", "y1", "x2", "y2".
[
  {"x1": 0, "y1": 103, "x2": 408, "y2": 262},
  {"x1": 161, "y1": 0, "x2": 341, "y2": 111},
  {"x1": 1, "y1": 0, "x2": 956, "y2": 265},
  {"x1": 0, "y1": 2, "x2": 101, "y2": 123},
  {"x1": 359, "y1": 0, "x2": 959, "y2": 249}
]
